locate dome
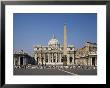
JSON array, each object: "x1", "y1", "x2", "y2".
[{"x1": 48, "y1": 34, "x2": 59, "y2": 45}]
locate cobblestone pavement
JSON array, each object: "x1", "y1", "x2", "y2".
[{"x1": 14, "y1": 66, "x2": 97, "y2": 75}]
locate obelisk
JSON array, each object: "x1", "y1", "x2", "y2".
[
  {"x1": 63, "y1": 23, "x2": 67, "y2": 66},
  {"x1": 64, "y1": 23, "x2": 67, "y2": 55}
]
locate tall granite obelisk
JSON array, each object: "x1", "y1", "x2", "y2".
[
  {"x1": 63, "y1": 23, "x2": 67, "y2": 66},
  {"x1": 64, "y1": 23, "x2": 67, "y2": 55}
]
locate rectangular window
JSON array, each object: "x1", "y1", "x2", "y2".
[
  {"x1": 61, "y1": 59, "x2": 63, "y2": 62},
  {"x1": 53, "y1": 59, "x2": 55, "y2": 62}
]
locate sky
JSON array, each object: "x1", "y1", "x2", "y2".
[{"x1": 13, "y1": 13, "x2": 97, "y2": 56}]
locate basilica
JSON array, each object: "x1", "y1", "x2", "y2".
[
  {"x1": 34, "y1": 24, "x2": 75, "y2": 66},
  {"x1": 34, "y1": 35, "x2": 75, "y2": 66}
]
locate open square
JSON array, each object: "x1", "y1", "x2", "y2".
[{"x1": 13, "y1": 13, "x2": 97, "y2": 75}]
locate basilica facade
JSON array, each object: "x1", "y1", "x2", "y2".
[
  {"x1": 33, "y1": 35, "x2": 75, "y2": 66},
  {"x1": 34, "y1": 24, "x2": 75, "y2": 66}
]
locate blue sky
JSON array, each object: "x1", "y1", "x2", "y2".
[{"x1": 13, "y1": 13, "x2": 97, "y2": 55}]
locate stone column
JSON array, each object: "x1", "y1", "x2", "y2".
[
  {"x1": 60, "y1": 53, "x2": 62, "y2": 63},
  {"x1": 50, "y1": 53, "x2": 51, "y2": 63},
  {"x1": 88, "y1": 57, "x2": 91, "y2": 66},
  {"x1": 72, "y1": 54, "x2": 74, "y2": 65},
  {"x1": 59, "y1": 53, "x2": 61, "y2": 63},
  {"x1": 13, "y1": 58, "x2": 15, "y2": 66},
  {"x1": 23, "y1": 58, "x2": 26, "y2": 65},
  {"x1": 67, "y1": 54, "x2": 69, "y2": 65},
  {"x1": 58, "y1": 53, "x2": 60, "y2": 63},
  {"x1": 40, "y1": 53, "x2": 41, "y2": 64},
  {"x1": 57, "y1": 53, "x2": 59, "y2": 63},
  {"x1": 49, "y1": 53, "x2": 51, "y2": 63},
  {"x1": 91, "y1": 57, "x2": 92, "y2": 66},
  {"x1": 52, "y1": 53, "x2": 53, "y2": 63},
  {"x1": 43, "y1": 53, "x2": 45, "y2": 65},
  {"x1": 18, "y1": 57, "x2": 20, "y2": 66},
  {"x1": 56, "y1": 53, "x2": 57, "y2": 63},
  {"x1": 48, "y1": 53, "x2": 49, "y2": 63}
]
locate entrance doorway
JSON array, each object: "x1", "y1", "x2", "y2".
[
  {"x1": 69, "y1": 57, "x2": 73, "y2": 63},
  {"x1": 92, "y1": 57, "x2": 95, "y2": 66},
  {"x1": 20, "y1": 57, "x2": 23, "y2": 65}
]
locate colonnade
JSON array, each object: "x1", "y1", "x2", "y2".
[{"x1": 35, "y1": 52, "x2": 75, "y2": 65}]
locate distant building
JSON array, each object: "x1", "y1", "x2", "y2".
[
  {"x1": 13, "y1": 50, "x2": 35, "y2": 67},
  {"x1": 75, "y1": 42, "x2": 97, "y2": 66}
]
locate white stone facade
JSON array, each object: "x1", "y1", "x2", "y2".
[{"x1": 34, "y1": 35, "x2": 75, "y2": 66}]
